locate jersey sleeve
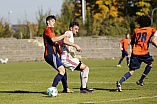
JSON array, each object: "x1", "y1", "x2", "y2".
[
  {"x1": 120, "y1": 39, "x2": 124, "y2": 44},
  {"x1": 45, "y1": 28, "x2": 55, "y2": 39}
]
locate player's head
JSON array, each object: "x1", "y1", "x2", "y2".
[
  {"x1": 135, "y1": 15, "x2": 151, "y2": 27},
  {"x1": 69, "y1": 21, "x2": 79, "y2": 35},
  {"x1": 126, "y1": 33, "x2": 130, "y2": 39},
  {"x1": 46, "y1": 15, "x2": 56, "y2": 27}
]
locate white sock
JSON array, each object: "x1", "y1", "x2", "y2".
[{"x1": 80, "y1": 66, "x2": 89, "y2": 88}]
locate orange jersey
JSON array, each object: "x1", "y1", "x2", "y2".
[
  {"x1": 120, "y1": 38, "x2": 130, "y2": 51},
  {"x1": 43, "y1": 27, "x2": 57, "y2": 57},
  {"x1": 131, "y1": 27, "x2": 156, "y2": 55}
]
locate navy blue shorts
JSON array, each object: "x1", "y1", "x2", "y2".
[
  {"x1": 122, "y1": 50, "x2": 129, "y2": 58},
  {"x1": 129, "y1": 54, "x2": 154, "y2": 70},
  {"x1": 45, "y1": 54, "x2": 63, "y2": 70}
]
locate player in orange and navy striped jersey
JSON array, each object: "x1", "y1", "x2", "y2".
[
  {"x1": 117, "y1": 33, "x2": 131, "y2": 67},
  {"x1": 116, "y1": 15, "x2": 157, "y2": 92}
]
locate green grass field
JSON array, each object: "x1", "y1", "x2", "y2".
[{"x1": 0, "y1": 58, "x2": 157, "y2": 104}]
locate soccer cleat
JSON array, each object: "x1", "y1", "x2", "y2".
[
  {"x1": 117, "y1": 65, "x2": 121, "y2": 67},
  {"x1": 86, "y1": 87, "x2": 94, "y2": 91},
  {"x1": 80, "y1": 87, "x2": 94, "y2": 92},
  {"x1": 136, "y1": 81, "x2": 144, "y2": 86},
  {"x1": 80, "y1": 88, "x2": 92, "y2": 93},
  {"x1": 63, "y1": 88, "x2": 74, "y2": 93},
  {"x1": 116, "y1": 81, "x2": 122, "y2": 92}
]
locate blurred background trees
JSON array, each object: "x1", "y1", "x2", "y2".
[{"x1": 0, "y1": 0, "x2": 157, "y2": 38}]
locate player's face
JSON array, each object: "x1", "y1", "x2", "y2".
[
  {"x1": 47, "y1": 19, "x2": 55, "y2": 27},
  {"x1": 71, "y1": 25, "x2": 79, "y2": 35},
  {"x1": 126, "y1": 34, "x2": 130, "y2": 39}
]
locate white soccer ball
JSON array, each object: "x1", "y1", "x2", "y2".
[{"x1": 47, "y1": 87, "x2": 58, "y2": 97}]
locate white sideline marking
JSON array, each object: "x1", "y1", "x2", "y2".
[
  {"x1": 77, "y1": 96, "x2": 157, "y2": 104},
  {"x1": 0, "y1": 82, "x2": 157, "y2": 84}
]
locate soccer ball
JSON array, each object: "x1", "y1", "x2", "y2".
[{"x1": 47, "y1": 87, "x2": 58, "y2": 97}]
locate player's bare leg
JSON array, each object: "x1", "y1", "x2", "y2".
[{"x1": 58, "y1": 66, "x2": 65, "y2": 75}]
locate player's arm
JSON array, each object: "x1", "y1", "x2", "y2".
[
  {"x1": 63, "y1": 37, "x2": 82, "y2": 52},
  {"x1": 128, "y1": 40, "x2": 131, "y2": 52},
  {"x1": 129, "y1": 44, "x2": 132, "y2": 52},
  {"x1": 152, "y1": 32, "x2": 157, "y2": 47},
  {"x1": 119, "y1": 43, "x2": 123, "y2": 51},
  {"x1": 131, "y1": 31, "x2": 135, "y2": 49},
  {"x1": 51, "y1": 34, "x2": 67, "y2": 42}
]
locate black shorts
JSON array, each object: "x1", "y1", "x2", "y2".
[{"x1": 74, "y1": 61, "x2": 82, "y2": 71}]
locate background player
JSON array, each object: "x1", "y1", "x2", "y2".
[
  {"x1": 58, "y1": 21, "x2": 94, "y2": 93},
  {"x1": 117, "y1": 33, "x2": 131, "y2": 67},
  {"x1": 43, "y1": 15, "x2": 81, "y2": 93},
  {"x1": 116, "y1": 15, "x2": 157, "y2": 92}
]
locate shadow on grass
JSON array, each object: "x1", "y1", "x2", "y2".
[
  {"x1": 0, "y1": 90, "x2": 47, "y2": 94},
  {"x1": 93, "y1": 88, "x2": 139, "y2": 92},
  {"x1": 73, "y1": 88, "x2": 139, "y2": 92},
  {"x1": 0, "y1": 90, "x2": 74, "y2": 97},
  {"x1": 94, "y1": 66, "x2": 117, "y2": 68},
  {"x1": 93, "y1": 88, "x2": 117, "y2": 92},
  {"x1": 73, "y1": 88, "x2": 117, "y2": 92}
]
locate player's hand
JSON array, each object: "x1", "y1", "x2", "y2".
[
  {"x1": 75, "y1": 45, "x2": 82, "y2": 52},
  {"x1": 64, "y1": 32, "x2": 71, "y2": 38},
  {"x1": 120, "y1": 48, "x2": 123, "y2": 51}
]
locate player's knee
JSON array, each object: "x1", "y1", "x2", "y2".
[
  {"x1": 85, "y1": 66, "x2": 89, "y2": 71},
  {"x1": 80, "y1": 63, "x2": 86, "y2": 69},
  {"x1": 83, "y1": 66, "x2": 89, "y2": 73},
  {"x1": 60, "y1": 69, "x2": 65, "y2": 75},
  {"x1": 149, "y1": 62, "x2": 154, "y2": 67},
  {"x1": 129, "y1": 70, "x2": 134, "y2": 75},
  {"x1": 58, "y1": 66, "x2": 66, "y2": 75}
]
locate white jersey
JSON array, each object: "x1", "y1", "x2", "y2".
[
  {"x1": 58, "y1": 30, "x2": 80, "y2": 71},
  {"x1": 60, "y1": 31, "x2": 74, "y2": 59}
]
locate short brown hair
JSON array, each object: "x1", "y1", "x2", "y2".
[{"x1": 69, "y1": 21, "x2": 79, "y2": 29}]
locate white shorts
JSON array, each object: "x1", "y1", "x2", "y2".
[{"x1": 61, "y1": 57, "x2": 80, "y2": 71}]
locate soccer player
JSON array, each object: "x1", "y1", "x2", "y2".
[
  {"x1": 43, "y1": 15, "x2": 82, "y2": 93},
  {"x1": 117, "y1": 33, "x2": 131, "y2": 67},
  {"x1": 116, "y1": 15, "x2": 157, "y2": 92},
  {"x1": 57, "y1": 21, "x2": 94, "y2": 93}
]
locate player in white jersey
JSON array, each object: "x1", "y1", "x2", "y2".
[{"x1": 58, "y1": 21, "x2": 94, "y2": 93}]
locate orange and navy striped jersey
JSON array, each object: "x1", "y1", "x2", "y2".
[
  {"x1": 43, "y1": 27, "x2": 57, "y2": 57},
  {"x1": 120, "y1": 38, "x2": 130, "y2": 51},
  {"x1": 131, "y1": 27, "x2": 156, "y2": 55}
]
